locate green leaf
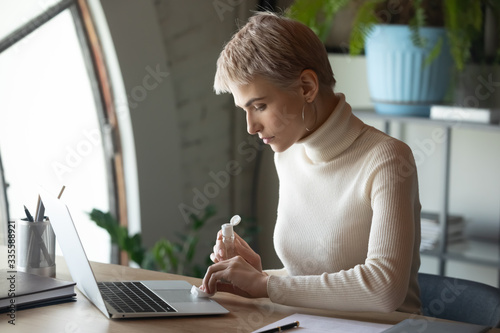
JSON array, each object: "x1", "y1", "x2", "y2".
[
  {"x1": 186, "y1": 235, "x2": 199, "y2": 263},
  {"x1": 424, "y1": 37, "x2": 443, "y2": 68},
  {"x1": 409, "y1": 1, "x2": 427, "y2": 48},
  {"x1": 189, "y1": 214, "x2": 202, "y2": 228},
  {"x1": 286, "y1": 0, "x2": 351, "y2": 43},
  {"x1": 88, "y1": 209, "x2": 120, "y2": 243},
  {"x1": 349, "y1": 0, "x2": 384, "y2": 55},
  {"x1": 193, "y1": 217, "x2": 205, "y2": 230},
  {"x1": 152, "y1": 239, "x2": 177, "y2": 272},
  {"x1": 142, "y1": 253, "x2": 154, "y2": 270},
  {"x1": 201, "y1": 205, "x2": 216, "y2": 220},
  {"x1": 443, "y1": 0, "x2": 483, "y2": 70}
]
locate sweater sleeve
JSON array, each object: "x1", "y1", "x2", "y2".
[
  {"x1": 264, "y1": 268, "x2": 289, "y2": 277},
  {"x1": 267, "y1": 140, "x2": 421, "y2": 312}
]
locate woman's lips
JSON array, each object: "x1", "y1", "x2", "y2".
[{"x1": 262, "y1": 136, "x2": 274, "y2": 144}]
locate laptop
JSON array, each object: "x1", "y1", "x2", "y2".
[{"x1": 39, "y1": 187, "x2": 229, "y2": 319}]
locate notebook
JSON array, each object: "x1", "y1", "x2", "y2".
[
  {"x1": 382, "y1": 318, "x2": 491, "y2": 333},
  {"x1": 0, "y1": 270, "x2": 76, "y2": 312},
  {"x1": 39, "y1": 187, "x2": 228, "y2": 319}
]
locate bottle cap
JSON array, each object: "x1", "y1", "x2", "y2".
[
  {"x1": 221, "y1": 223, "x2": 233, "y2": 237},
  {"x1": 230, "y1": 215, "x2": 241, "y2": 226}
]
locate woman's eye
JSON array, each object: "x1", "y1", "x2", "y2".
[{"x1": 254, "y1": 105, "x2": 266, "y2": 111}]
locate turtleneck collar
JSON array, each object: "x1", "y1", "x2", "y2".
[{"x1": 297, "y1": 93, "x2": 365, "y2": 163}]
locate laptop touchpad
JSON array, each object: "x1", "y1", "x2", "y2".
[{"x1": 155, "y1": 290, "x2": 210, "y2": 303}]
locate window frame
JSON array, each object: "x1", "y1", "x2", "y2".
[{"x1": 0, "y1": 0, "x2": 127, "y2": 264}]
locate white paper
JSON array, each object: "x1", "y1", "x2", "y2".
[{"x1": 253, "y1": 313, "x2": 393, "y2": 333}]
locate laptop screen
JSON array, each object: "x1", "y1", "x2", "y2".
[{"x1": 39, "y1": 187, "x2": 110, "y2": 318}]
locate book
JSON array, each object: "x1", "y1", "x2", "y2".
[
  {"x1": 420, "y1": 212, "x2": 464, "y2": 251},
  {"x1": 430, "y1": 105, "x2": 500, "y2": 124},
  {"x1": 381, "y1": 318, "x2": 490, "y2": 333},
  {"x1": 0, "y1": 270, "x2": 76, "y2": 312}
]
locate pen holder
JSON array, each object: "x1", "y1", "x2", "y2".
[{"x1": 17, "y1": 218, "x2": 56, "y2": 277}]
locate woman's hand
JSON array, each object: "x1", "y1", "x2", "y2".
[
  {"x1": 210, "y1": 231, "x2": 263, "y2": 272},
  {"x1": 201, "y1": 255, "x2": 269, "y2": 298}
]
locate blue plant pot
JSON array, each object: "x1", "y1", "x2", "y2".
[{"x1": 365, "y1": 24, "x2": 452, "y2": 117}]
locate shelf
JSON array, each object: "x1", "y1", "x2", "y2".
[
  {"x1": 422, "y1": 239, "x2": 500, "y2": 268},
  {"x1": 354, "y1": 109, "x2": 500, "y2": 132},
  {"x1": 355, "y1": 109, "x2": 500, "y2": 284}
]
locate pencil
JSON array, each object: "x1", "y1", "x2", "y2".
[{"x1": 58, "y1": 185, "x2": 66, "y2": 199}]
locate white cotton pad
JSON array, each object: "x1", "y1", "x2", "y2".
[{"x1": 190, "y1": 285, "x2": 214, "y2": 298}]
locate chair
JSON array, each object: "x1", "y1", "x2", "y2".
[{"x1": 418, "y1": 272, "x2": 500, "y2": 328}]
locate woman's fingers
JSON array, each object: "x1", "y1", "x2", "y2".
[
  {"x1": 234, "y1": 237, "x2": 263, "y2": 272},
  {"x1": 234, "y1": 232, "x2": 252, "y2": 250},
  {"x1": 202, "y1": 256, "x2": 268, "y2": 298},
  {"x1": 210, "y1": 231, "x2": 224, "y2": 263},
  {"x1": 203, "y1": 260, "x2": 229, "y2": 294},
  {"x1": 212, "y1": 240, "x2": 223, "y2": 260},
  {"x1": 209, "y1": 230, "x2": 263, "y2": 272},
  {"x1": 209, "y1": 252, "x2": 219, "y2": 263}
]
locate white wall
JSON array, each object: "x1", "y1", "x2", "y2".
[{"x1": 99, "y1": 0, "x2": 183, "y2": 247}]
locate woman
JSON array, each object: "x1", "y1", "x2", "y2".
[{"x1": 201, "y1": 11, "x2": 421, "y2": 314}]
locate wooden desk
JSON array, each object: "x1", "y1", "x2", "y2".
[{"x1": 2, "y1": 257, "x2": 499, "y2": 333}]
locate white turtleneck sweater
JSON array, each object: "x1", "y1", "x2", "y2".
[{"x1": 265, "y1": 94, "x2": 421, "y2": 314}]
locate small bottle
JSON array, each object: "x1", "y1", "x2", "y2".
[
  {"x1": 221, "y1": 223, "x2": 236, "y2": 260},
  {"x1": 221, "y1": 215, "x2": 241, "y2": 260}
]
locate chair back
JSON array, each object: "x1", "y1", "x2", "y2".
[{"x1": 418, "y1": 273, "x2": 500, "y2": 328}]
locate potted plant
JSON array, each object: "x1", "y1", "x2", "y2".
[
  {"x1": 88, "y1": 205, "x2": 217, "y2": 278},
  {"x1": 449, "y1": 1, "x2": 500, "y2": 109},
  {"x1": 286, "y1": 0, "x2": 500, "y2": 116}
]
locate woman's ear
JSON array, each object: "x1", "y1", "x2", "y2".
[{"x1": 299, "y1": 69, "x2": 319, "y2": 102}]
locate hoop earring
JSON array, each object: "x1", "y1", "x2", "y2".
[{"x1": 302, "y1": 101, "x2": 317, "y2": 132}]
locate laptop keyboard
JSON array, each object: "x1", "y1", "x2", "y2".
[{"x1": 98, "y1": 281, "x2": 177, "y2": 313}]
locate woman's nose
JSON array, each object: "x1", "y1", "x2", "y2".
[{"x1": 246, "y1": 112, "x2": 261, "y2": 135}]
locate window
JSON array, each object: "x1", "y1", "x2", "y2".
[{"x1": 0, "y1": 0, "x2": 125, "y2": 263}]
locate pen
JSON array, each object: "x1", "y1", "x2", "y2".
[
  {"x1": 258, "y1": 321, "x2": 300, "y2": 333},
  {"x1": 24, "y1": 205, "x2": 34, "y2": 222},
  {"x1": 35, "y1": 195, "x2": 45, "y2": 222}
]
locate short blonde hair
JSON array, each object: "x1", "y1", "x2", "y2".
[{"x1": 214, "y1": 12, "x2": 336, "y2": 94}]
